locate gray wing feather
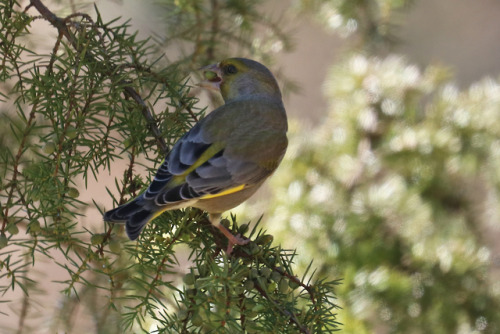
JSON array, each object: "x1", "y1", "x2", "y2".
[{"x1": 145, "y1": 101, "x2": 284, "y2": 204}]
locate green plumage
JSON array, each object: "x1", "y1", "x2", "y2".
[{"x1": 104, "y1": 58, "x2": 288, "y2": 248}]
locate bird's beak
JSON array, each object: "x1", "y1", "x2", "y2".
[{"x1": 198, "y1": 63, "x2": 223, "y2": 91}]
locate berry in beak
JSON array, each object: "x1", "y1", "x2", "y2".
[{"x1": 198, "y1": 63, "x2": 223, "y2": 91}]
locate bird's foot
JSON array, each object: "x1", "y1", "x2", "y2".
[{"x1": 216, "y1": 223, "x2": 249, "y2": 254}]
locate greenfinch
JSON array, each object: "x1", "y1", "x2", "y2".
[{"x1": 103, "y1": 58, "x2": 288, "y2": 252}]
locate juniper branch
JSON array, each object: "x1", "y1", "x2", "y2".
[{"x1": 28, "y1": 0, "x2": 168, "y2": 154}]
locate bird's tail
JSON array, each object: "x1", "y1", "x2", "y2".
[{"x1": 103, "y1": 196, "x2": 154, "y2": 240}]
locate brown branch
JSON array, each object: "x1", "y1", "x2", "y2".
[
  {"x1": 207, "y1": 0, "x2": 219, "y2": 60},
  {"x1": 196, "y1": 216, "x2": 230, "y2": 253},
  {"x1": 119, "y1": 62, "x2": 199, "y2": 123},
  {"x1": 123, "y1": 86, "x2": 168, "y2": 153},
  {"x1": 29, "y1": 0, "x2": 71, "y2": 40},
  {"x1": 1, "y1": 102, "x2": 38, "y2": 232},
  {"x1": 15, "y1": 268, "x2": 31, "y2": 334},
  {"x1": 274, "y1": 266, "x2": 317, "y2": 307}
]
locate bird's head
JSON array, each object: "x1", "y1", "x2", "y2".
[{"x1": 199, "y1": 58, "x2": 281, "y2": 102}]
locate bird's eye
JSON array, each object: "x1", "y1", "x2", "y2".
[{"x1": 224, "y1": 64, "x2": 238, "y2": 75}]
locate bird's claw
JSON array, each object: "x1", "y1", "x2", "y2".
[
  {"x1": 226, "y1": 233, "x2": 250, "y2": 254},
  {"x1": 216, "y1": 223, "x2": 249, "y2": 254}
]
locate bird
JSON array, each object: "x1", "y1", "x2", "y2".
[{"x1": 103, "y1": 58, "x2": 288, "y2": 253}]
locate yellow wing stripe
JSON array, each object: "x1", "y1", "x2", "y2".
[
  {"x1": 169, "y1": 142, "x2": 225, "y2": 187},
  {"x1": 200, "y1": 184, "x2": 246, "y2": 199},
  {"x1": 162, "y1": 141, "x2": 247, "y2": 200},
  {"x1": 151, "y1": 206, "x2": 171, "y2": 220}
]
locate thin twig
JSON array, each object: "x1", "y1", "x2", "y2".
[
  {"x1": 28, "y1": 0, "x2": 168, "y2": 154},
  {"x1": 123, "y1": 85, "x2": 168, "y2": 153},
  {"x1": 1, "y1": 103, "x2": 38, "y2": 232},
  {"x1": 254, "y1": 281, "x2": 311, "y2": 334}
]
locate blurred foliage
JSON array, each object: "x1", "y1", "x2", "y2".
[
  {"x1": 154, "y1": 0, "x2": 294, "y2": 67},
  {"x1": 268, "y1": 53, "x2": 500, "y2": 333},
  {"x1": 296, "y1": 0, "x2": 414, "y2": 51},
  {"x1": 261, "y1": 1, "x2": 500, "y2": 333},
  {"x1": 0, "y1": 0, "x2": 336, "y2": 333}
]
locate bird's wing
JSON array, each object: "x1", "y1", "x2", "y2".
[{"x1": 142, "y1": 103, "x2": 281, "y2": 207}]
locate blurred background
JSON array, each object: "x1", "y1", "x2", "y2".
[{"x1": 2, "y1": 0, "x2": 500, "y2": 333}]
